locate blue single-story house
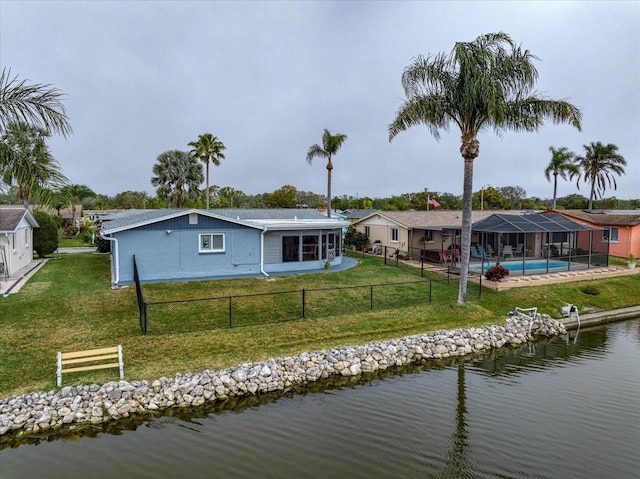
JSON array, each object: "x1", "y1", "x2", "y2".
[{"x1": 100, "y1": 208, "x2": 349, "y2": 286}]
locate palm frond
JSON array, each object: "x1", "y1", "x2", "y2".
[{"x1": 0, "y1": 68, "x2": 72, "y2": 137}]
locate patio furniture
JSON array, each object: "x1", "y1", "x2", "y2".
[
  {"x1": 514, "y1": 244, "x2": 524, "y2": 256},
  {"x1": 470, "y1": 246, "x2": 482, "y2": 259},
  {"x1": 503, "y1": 245, "x2": 514, "y2": 258},
  {"x1": 485, "y1": 244, "x2": 495, "y2": 257},
  {"x1": 439, "y1": 251, "x2": 452, "y2": 264}
]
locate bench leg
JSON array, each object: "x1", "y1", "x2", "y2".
[
  {"x1": 57, "y1": 351, "x2": 62, "y2": 387},
  {"x1": 118, "y1": 345, "x2": 124, "y2": 380}
]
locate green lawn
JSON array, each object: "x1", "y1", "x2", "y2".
[{"x1": 1, "y1": 253, "x2": 638, "y2": 399}]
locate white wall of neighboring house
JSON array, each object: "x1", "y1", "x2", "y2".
[
  {"x1": 357, "y1": 215, "x2": 409, "y2": 253},
  {"x1": 1, "y1": 218, "x2": 34, "y2": 276}
]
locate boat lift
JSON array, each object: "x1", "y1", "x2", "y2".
[{"x1": 509, "y1": 306, "x2": 540, "y2": 336}]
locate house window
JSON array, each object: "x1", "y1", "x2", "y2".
[
  {"x1": 551, "y1": 232, "x2": 569, "y2": 243},
  {"x1": 282, "y1": 236, "x2": 300, "y2": 262},
  {"x1": 199, "y1": 233, "x2": 225, "y2": 253},
  {"x1": 603, "y1": 227, "x2": 619, "y2": 243},
  {"x1": 364, "y1": 226, "x2": 370, "y2": 237},
  {"x1": 391, "y1": 228, "x2": 399, "y2": 242}
]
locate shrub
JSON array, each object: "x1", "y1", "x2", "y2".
[
  {"x1": 344, "y1": 225, "x2": 369, "y2": 250},
  {"x1": 80, "y1": 230, "x2": 95, "y2": 244},
  {"x1": 32, "y1": 210, "x2": 59, "y2": 258},
  {"x1": 63, "y1": 225, "x2": 79, "y2": 237},
  {"x1": 581, "y1": 284, "x2": 600, "y2": 296},
  {"x1": 95, "y1": 236, "x2": 111, "y2": 253},
  {"x1": 484, "y1": 265, "x2": 510, "y2": 281}
]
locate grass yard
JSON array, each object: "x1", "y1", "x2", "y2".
[{"x1": 1, "y1": 252, "x2": 639, "y2": 399}]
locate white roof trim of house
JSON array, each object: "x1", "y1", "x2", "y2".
[
  {"x1": 351, "y1": 211, "x2": 406, "y2": 228},
  {"x1": 244, "y1": 218, "x2": 348, "y2": 231}
]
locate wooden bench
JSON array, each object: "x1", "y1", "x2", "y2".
[{"x1": 57, "y1": 345, "x2": 124, "y2": 386}]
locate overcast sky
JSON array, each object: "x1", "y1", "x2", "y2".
[{"x1": 2, "y1": 1, "x2": 638, "y2": 202}]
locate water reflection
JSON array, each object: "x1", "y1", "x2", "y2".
[{"x1": 441, "y1": 363, "x2": 471, "y2": 479}]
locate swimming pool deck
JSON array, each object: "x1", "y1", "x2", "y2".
[
  {"x1": 471, "y1": 264, "x2": 639, "y2": 290},
  {"x1": 412, "y1": 260, "x2": 639, "y2": 290}
]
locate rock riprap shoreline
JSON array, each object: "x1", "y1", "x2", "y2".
[{"x1": 0, "y1": 315, "x2": 566, "y2": 437}]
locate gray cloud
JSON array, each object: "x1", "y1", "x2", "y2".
[{"x1": 2, "y1": 1, "x2": 638, "y2": 200}]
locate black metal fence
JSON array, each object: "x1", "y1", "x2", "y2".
[
  {"x1": 133, "y1": 255, "x2": 147, "y2": 334},
  {"x1": 133, "y1": 249, "x2": 486, "y2": 335},
  {"x1": 137, "y1": 278, "x2": 464, "y2": 335}
]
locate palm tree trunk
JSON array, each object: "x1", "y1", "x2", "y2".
[
  {"x1": 326, "y1": 156, "x2": 333, "y2": 219},
  {"x1": 205, "y1": 160, "x2": 210, "y2": 209},
  {"x1": 588, "y1": 176, "x2": 595, "y2": 209},
  {"x1": 552, "y1": 173, "x2": 558, "y2": 209},
  {"x1": 458, "y1": 135, "x2": 478, "y2": 305}
]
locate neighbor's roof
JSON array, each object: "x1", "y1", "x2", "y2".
[
  {"x1": 550, "y1": 209, "x2": 640, "y2": 227},
  {"x1": 341, "y1": 209, "x2": 379, "y2": 219},
  {"x1": 354, "y1": 210, "x2": 529, "y2": 229},
  {"x1": 100, "y1": 208, "x2": 347, "y2": 234},
  {"x1": 472, "y1": 213, "x2": 597, "y2": 233},
  {"x1": 0, "y1": 207, "x2": 39, "y2": 232}
]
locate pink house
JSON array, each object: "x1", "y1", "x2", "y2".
[{"x1": 549, "y1": 210, "x2": 640, "y2": 259}]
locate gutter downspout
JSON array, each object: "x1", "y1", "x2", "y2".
[
  {"x1": 100, "y1": 232, "x2": 120, "y2": 287},
  {"x1": 260, "y1": 226, "x2": 270, "y2": 278}
]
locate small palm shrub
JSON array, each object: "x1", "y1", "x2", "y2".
[{"x1": 484, "y1": 265, "x2": 510, "y2": 281}]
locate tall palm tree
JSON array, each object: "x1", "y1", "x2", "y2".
[
  {"x1": 0, "y1": 68, "x2": 72, "y2": 137},
  {"x1": 306, "y1": 129, "x2": 348, "y2": 218},
  {"x1": 545, "y1": 146, "x2": 578, "y2": 209},
  {"x1": 59, "y1": 184, "x2": 96, "y2": 227},
  {"x1": 151, "y1": 150, "x2": 203, "y2": 208},
  {"x1": 188, "y1": 133, "x2": 226, "y2": 209},
  {"x1": 388, "y1": 32, "x2": 582, "y2": 305},
  {"x1": 1, "y1": 121, "x2": 68, "y2": 207},
  {"x1": 573, "y1": 142, "x2": 626, "y2": 209}
]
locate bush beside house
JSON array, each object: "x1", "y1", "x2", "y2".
[{"x1": 32, "y1": 210, "x2": 58, "y2": 258}]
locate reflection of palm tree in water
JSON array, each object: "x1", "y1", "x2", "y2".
[{"x1": 441, "y1": 361, "x2": 472, "y2": 478}]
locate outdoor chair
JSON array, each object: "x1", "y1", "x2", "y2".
[
  {"x1": 470, "y1": 246, "x2": 482, "y2": 259},
  {"x1": 439, "y1": 251, "x2": 452, "y2": 264},
  {"x1": 503, "y1": 245, "x2": 514, "y2": 259},
  {"x1": 515, "y1": 244, "x2": 524, "y2": 256},
  {"x1": 485, "y1": 244, "x2": 495, "y2": 257}
]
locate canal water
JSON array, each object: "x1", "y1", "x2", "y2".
[{"x1": 1, "y1": 319, "x2": 639, "y2": 478}]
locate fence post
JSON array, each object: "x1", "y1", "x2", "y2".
[
  {"x1": 478, "y1": 271, "x2": 483, "y2": 299},
  {"x1": 228, "y1": 296, "x2": 232, "y2": 328},
  {"x1": 143, "y1": 302, "x2": 148, "y2": 335},
  {"x1": 302, "y1": 288, "x2": 306, "y2": 318},
  {"x1": 370, "y1": 284, "x2": 373, "y2": 310}
]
